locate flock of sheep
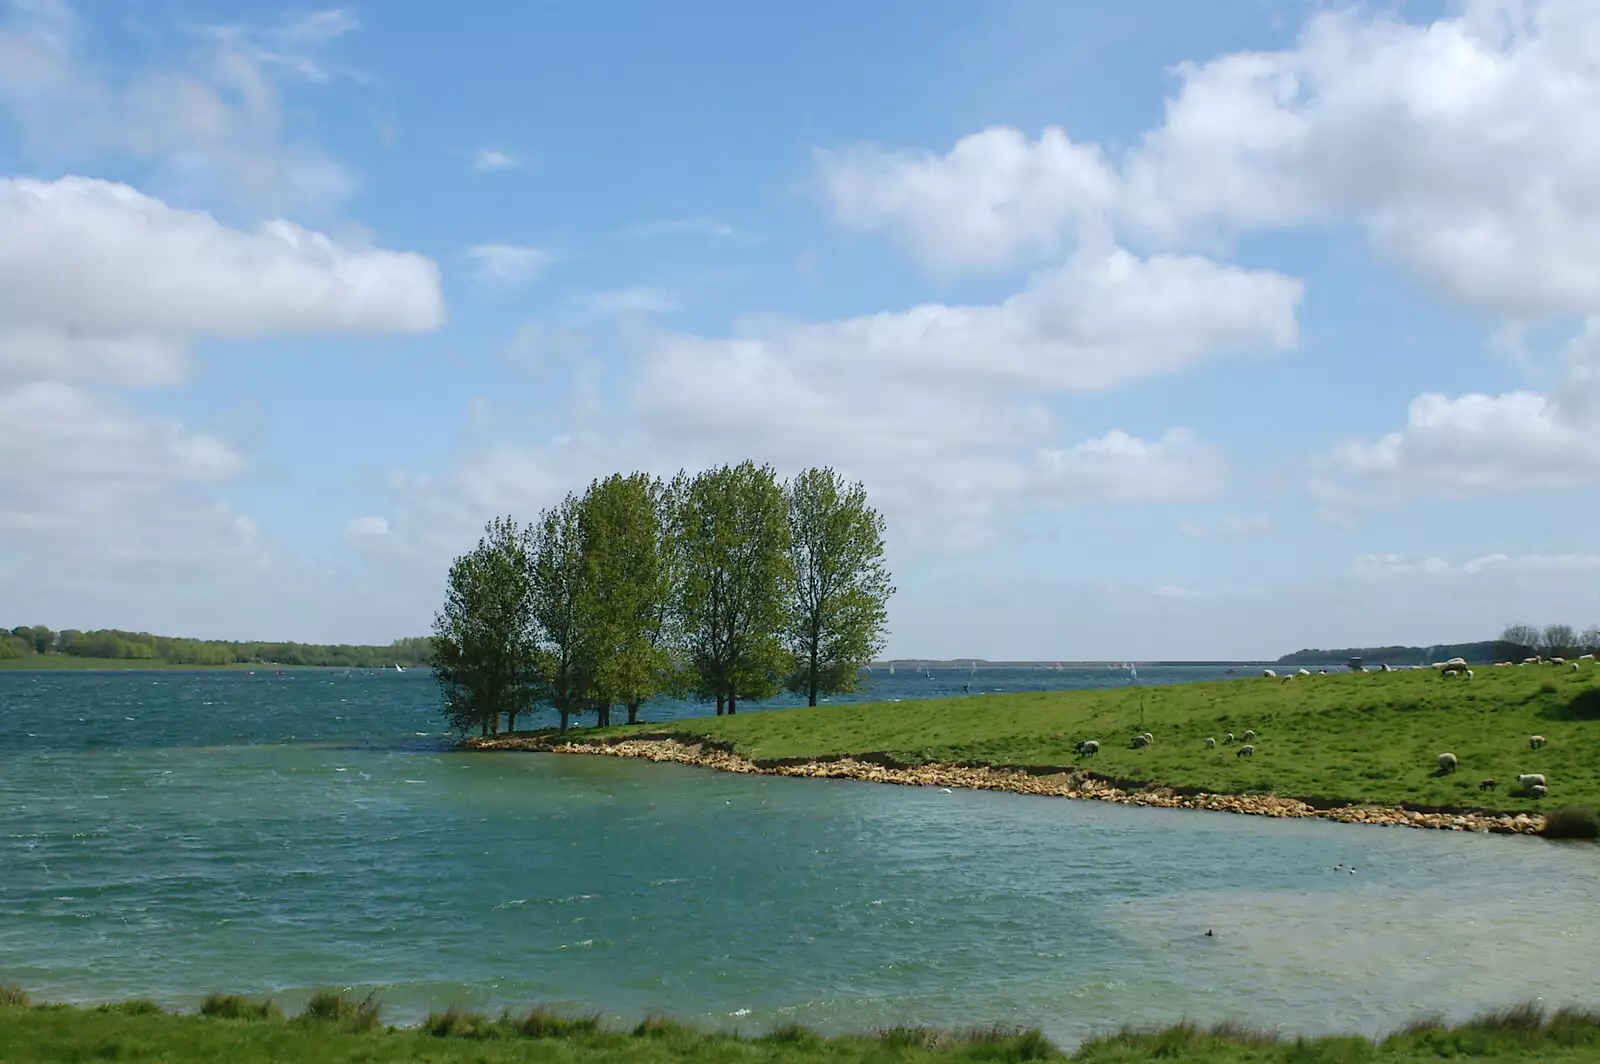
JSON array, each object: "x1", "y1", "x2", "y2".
[{"x1": 1065, "y1": 657, "x2": 1571, "y2": 801}]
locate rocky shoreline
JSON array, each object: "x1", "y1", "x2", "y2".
[{"x1": 463, "y1": 734, "x2": 1548, "y2": 835}]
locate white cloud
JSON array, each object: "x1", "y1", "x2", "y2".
[
  {"x1": 818, "y1": 126, "x2": 1117, "y2": 275},
  {"x1": 472, "y1": 149, "x2": 518, "y2": 172},
  {"x1": 1326, "y1": 318, "x2": 1600, "y2": 495},
  {"x1": 466, "y1": 243, "x2": 554, "y2": 287},
  {"x1": 621, "y1": 217, "x2": 737, "y2": 240},
  {"x1": 345, "y1": 515, "x2": 390, "y2": 537},
  {"x1": 1351, "y1": 551, "x2": 1600, "y2": 581},
  {"x1": 1037, "y1": 429, "x2": 1225, "y2": 505},
  {"x1": 0, "y1": 1, "x2": 358, "y2": 212},
  {"x1": 573, "y1": 286, "x2": 681, "y2": 317},
  {"x1": 817, "y1": 2, "x2": 1600, "y2": 319},
  {"x1": 0, "y1": 177, "x2": 445, "y2": 387}
]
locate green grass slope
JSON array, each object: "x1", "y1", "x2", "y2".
[
  {"x1": 4, "y1": 990, "x2": 1600, "y2": 1063},
  {"x1": 594, "y1": 665, "x2": 1600, "y2": 814}
]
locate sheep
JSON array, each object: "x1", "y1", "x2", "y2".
[
  {"x1": 1572, "y1": 662, "x2": 1581, "y2": 672},
  {"x1": 1437, "y1": 752, "x2": 1459, "y2": 773},
  {"x1": 1297, "y1": 668, "x2": 1311, "y2": 676},
  {"x1": 1439, "y1": 661, "x2": 1469, "y2": 677},
  {"x1": 1262, "y1": 669, "x2": 1277, "y2": 678},
  {"x1": 1582, "y1": 654, "x2": 1596, "y2": 661},
  {"x1": 1552, "y1": 657, "x2": 1567, "y2": 666},
  {"x1": 1530, "y1": 735, "x2": 1548, "y2": 749},
  {"x1": 1281, "y1": 674, "x2": 1295, "y2": 682},
  {"x1": 1224, "y1": 732, "x2": 1235, "y2": 744},
  {"x1": 1204, "y1": 737, "x2": 1216, "y2": 749},
  {"x1": 1379, "y1": 663, "x2": 1392, "y2": 672},
  {"x1": 1528, "y1": 783, "x2": 1549, "y2": 799},
  {"x1": 1242, "y1": 729, "x2": 1256, "y2": 742},
  {"x1": 1479, "y1": 778, "x2": 1497, "y2": 791},
  {"x1": 1517, "y1": 773, "x2": 1547, "y2": 789},
  {"x1": 1524, "y1": 656, "x2": 1543, "y2": 665},
  {"x1": 1131, "y1": 734, "x2": 1150, "y2": 749},
  {"x1": 1076, "y1": 740, "x2": 1099, "y2": 756},
  {"x1": 1465, "y1": 669, "x2": 1474, "y2": 679},
  {"x1": 1142, "y1": 731, "x2": 1154, "y2": 744},
  {"x1": 1236, "y1": 744, "x2": 1255, "y2": 757}
]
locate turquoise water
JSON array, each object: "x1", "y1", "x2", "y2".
[{"x1": 2, "y1": 669, "x2": 1598, "y2": 1047}]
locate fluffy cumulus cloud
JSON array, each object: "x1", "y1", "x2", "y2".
[
  {"x1": 1328, "y1": 320, "x2": 1600, "y2": 494},
  {"x1": 0, "y1": 177, "x2": 444, "y2": 386},
  {"x1": 820, "y1": 1, "x2": 1600, "y2": 321}
]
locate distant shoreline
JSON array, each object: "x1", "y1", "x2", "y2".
[{"x1": 0, "y1": 659, "x2": 409, "y2": 672}]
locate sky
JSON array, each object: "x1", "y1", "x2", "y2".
[{"x1": 3, "y1": 0, "x2": 1599, "y2": 660}]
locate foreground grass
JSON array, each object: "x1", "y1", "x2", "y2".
[
  {"x1": 576, "y1": 665, "x2": 1600, "y2": 816},
  {"x1": 4, "y1": 990, "x2": 1600, "y2": 1063}
]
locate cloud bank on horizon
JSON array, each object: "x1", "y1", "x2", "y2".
[{"x1": 2, "y1": 0, "x2": 1598, "y2": 660}]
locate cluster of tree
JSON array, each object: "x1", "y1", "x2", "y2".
[
  {"x1": 1277, "y1": 641, "x2": 1501, "y2": 667},
  {"x1": 1497, "y1": 623, "x2": 1600, "y2": 661},
  {"x1": 433, "y1": 463, "x2": 893, "y2": 736},
  {"x1": 0, "y1": 626, "x2": 434, "y2": 668}
]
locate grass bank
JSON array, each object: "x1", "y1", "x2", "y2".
[
  {"x1": 4, "y1": 988, "x2": 1600, "y2": 1063},
  {"x1": 495, "y1": 665, "x2": 1600, "y2": 827}
]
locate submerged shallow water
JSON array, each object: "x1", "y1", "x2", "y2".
[{"x1": 2, "y1": 669, "x2": 1597, "y2": 1047}]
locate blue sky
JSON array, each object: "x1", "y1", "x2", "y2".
[{"x1": 3, "y1": 0, "x2": 1599, "y2": 659}]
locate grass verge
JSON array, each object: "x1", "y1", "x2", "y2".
[{"x1": 3, "y1": 987, "x2": 1600, "y2": 1062}]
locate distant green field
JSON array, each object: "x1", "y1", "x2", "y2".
[
  {"x1": 3, "y1": 990, "x2": 1600, "y2": 1063},
  {"x1": 589, "y1": 665, "x2": 1600, "y2": 815}
]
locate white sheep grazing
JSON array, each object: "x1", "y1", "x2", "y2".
[
  {"x1": 1142, "y1": 731, "x2": 1154, "y2": 744},
  {"x1": 1262, "y1": 669, "x2": 1277, "y2": 678},
  {"x1": 1572, "y1": 663, "x2": 1581, "y2": 672},
  {"x1": 1530, "y1": 735, "x2": 1548, "y2": 749},
  {"x1": 1516, "y1": 773, "x2": 1547, "y2": 788},
  {"x1": 1552, "y1": 657, "x2": 1567, "y2": 666},
  {"x1": 1131, "y1": 734, "x2": 1150, "y2": 749},
  {"x1": 1224, "y1": 732, "x2": 1235, "y2": 744},
  {"x1": 1582, "y1": 654, "x2": 1596, "y2": 661},
  {"x1": 1437, "y1": 752, "x2": 1459, "y2": 773},
  {"x1": 1236, "y1": 744, "x2": 1255, "y2": 757},
  {"x1": 1282, "y1": 674, "x2": 1295, "y2": 682},
  {"x1": 1528, "y1": 783, "x2": 1549, "y2": 798},
  {"x1": 1204, "y1": 737, "x2": 1216, "y2": 749},
  {"x1": 1297, "y1": 668, "x2": 1311, "y2": 676},
  {"x1": 1077, "y1": 740, "x2": 1099, "y2": 755},
  {"x1": 1465, "y1": 669, "x2": 1474, "y2": 679},
  {"x1": 1242, "y1": 729, "x2": 1256, "y2": 742}
]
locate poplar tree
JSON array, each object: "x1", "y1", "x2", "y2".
[
  {"x1": 579, "y1": 472, "x2": 677, "y2": 726},
  {"x1": 673, "y1": 461, "x2": 793, "y2": 715},
  {"x1": 432, "y1": 516, "x2": 543, "y2": 736},
  {"x1": 784, "y1": 467, "x2": 894, "y2": 706},
  {"x1": 529, "y1": 493, "x2": 596, "y2": 733}
]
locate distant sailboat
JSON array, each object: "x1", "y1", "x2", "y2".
[
  {"x1": 394, "y1": 663, "x2": 404, "y2": 673},
  {"x1": 889, "y1": 663, "x2": 896, "y2": 675}
]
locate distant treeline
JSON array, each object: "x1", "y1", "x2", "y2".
[
  {"x1": 1279, "y1": 624, "x2": 1600, "y2": 667},
  {"x1": 0, "y1": 626, "x2": 433, "y2": 668},
  {"x1": 1276, "y1": 641, "x2": 1502, "y2": 666}
]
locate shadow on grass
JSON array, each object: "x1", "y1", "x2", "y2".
[{"x1": 1547, "y1": 687, "x2": 1600, "y2": 720}]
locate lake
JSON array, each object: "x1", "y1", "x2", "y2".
[{"x1": 2, "y1": 668, "x2": 1597, "y2": 1047}]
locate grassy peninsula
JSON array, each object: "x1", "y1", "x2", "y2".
[
  {"x1": 5, "y1": 988, "x2": 1600, "y2": 1063},
  {"x1": 506, "y1": 664, "x2": 1600, "y2": 826}
]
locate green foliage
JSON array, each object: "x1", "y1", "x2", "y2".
[
  {"x1": 432, "y1": 517, "x2": 544, "y2": 737},
  {"x1": 1279, "y1": 641, "x2": 1500, "y2": 666},
  {"x1": 4, "y1": 991, "x2": 1600, "y2": 1062},
  {"x1": 295, "y1": 990, "x2": 382, "y2": 1032},
  {"x1": 529, "y1": 494, "x2": 598, "y2": 732},
  {"x1": 577, "y1": 473, "x2": 678, "y2": 727},
  {"x1": 589, "y1": 664, "x2": 1600, "y2": 813},
  {"x1": 1542, "y1": 805, "x2": 1600, "y2": 839},
  {"x1": 0, "y1": 624, "x2": 433, "y2": 669},
  {"x1": 0, "y1": 986, "x2": 28, "y2": 1008},
  {"x1": 785, "y1": 467, "x2": 894, "y2": 707},
  {"x1": 200, "y1": 994, "x2": 282, "y2": 1021},
  {"x1": 674, "y1": 462, "x2": 795, "y2": 715}
]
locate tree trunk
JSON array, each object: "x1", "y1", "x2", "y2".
[
  {"x1": 598, "y1": 705, "x2": 611, "y2": 728},
  {"x1": 490, "y1": 714, "x2": 499, "y2": 737},
  {"x1": 480, "y1": 717, "x2": 489, "y2": 738},
  {"x1": 716, "y1": 694, "x2": 725, "y2": 716},
  {"x1": 728, "y1": 691, "x2": 737, "y2": 715},
  {"x1": 627, "y1": 702, "x2": 640, "y2": 724},
  {"x1": 507, "y1": 710, "x2": 517, "y2": 734},
  {"x1": 559, "y1": 709, "x2": 570, "y2": 734},
  {"x1": 808, "y1": 646, "x2": 819, "y2": 706}
]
